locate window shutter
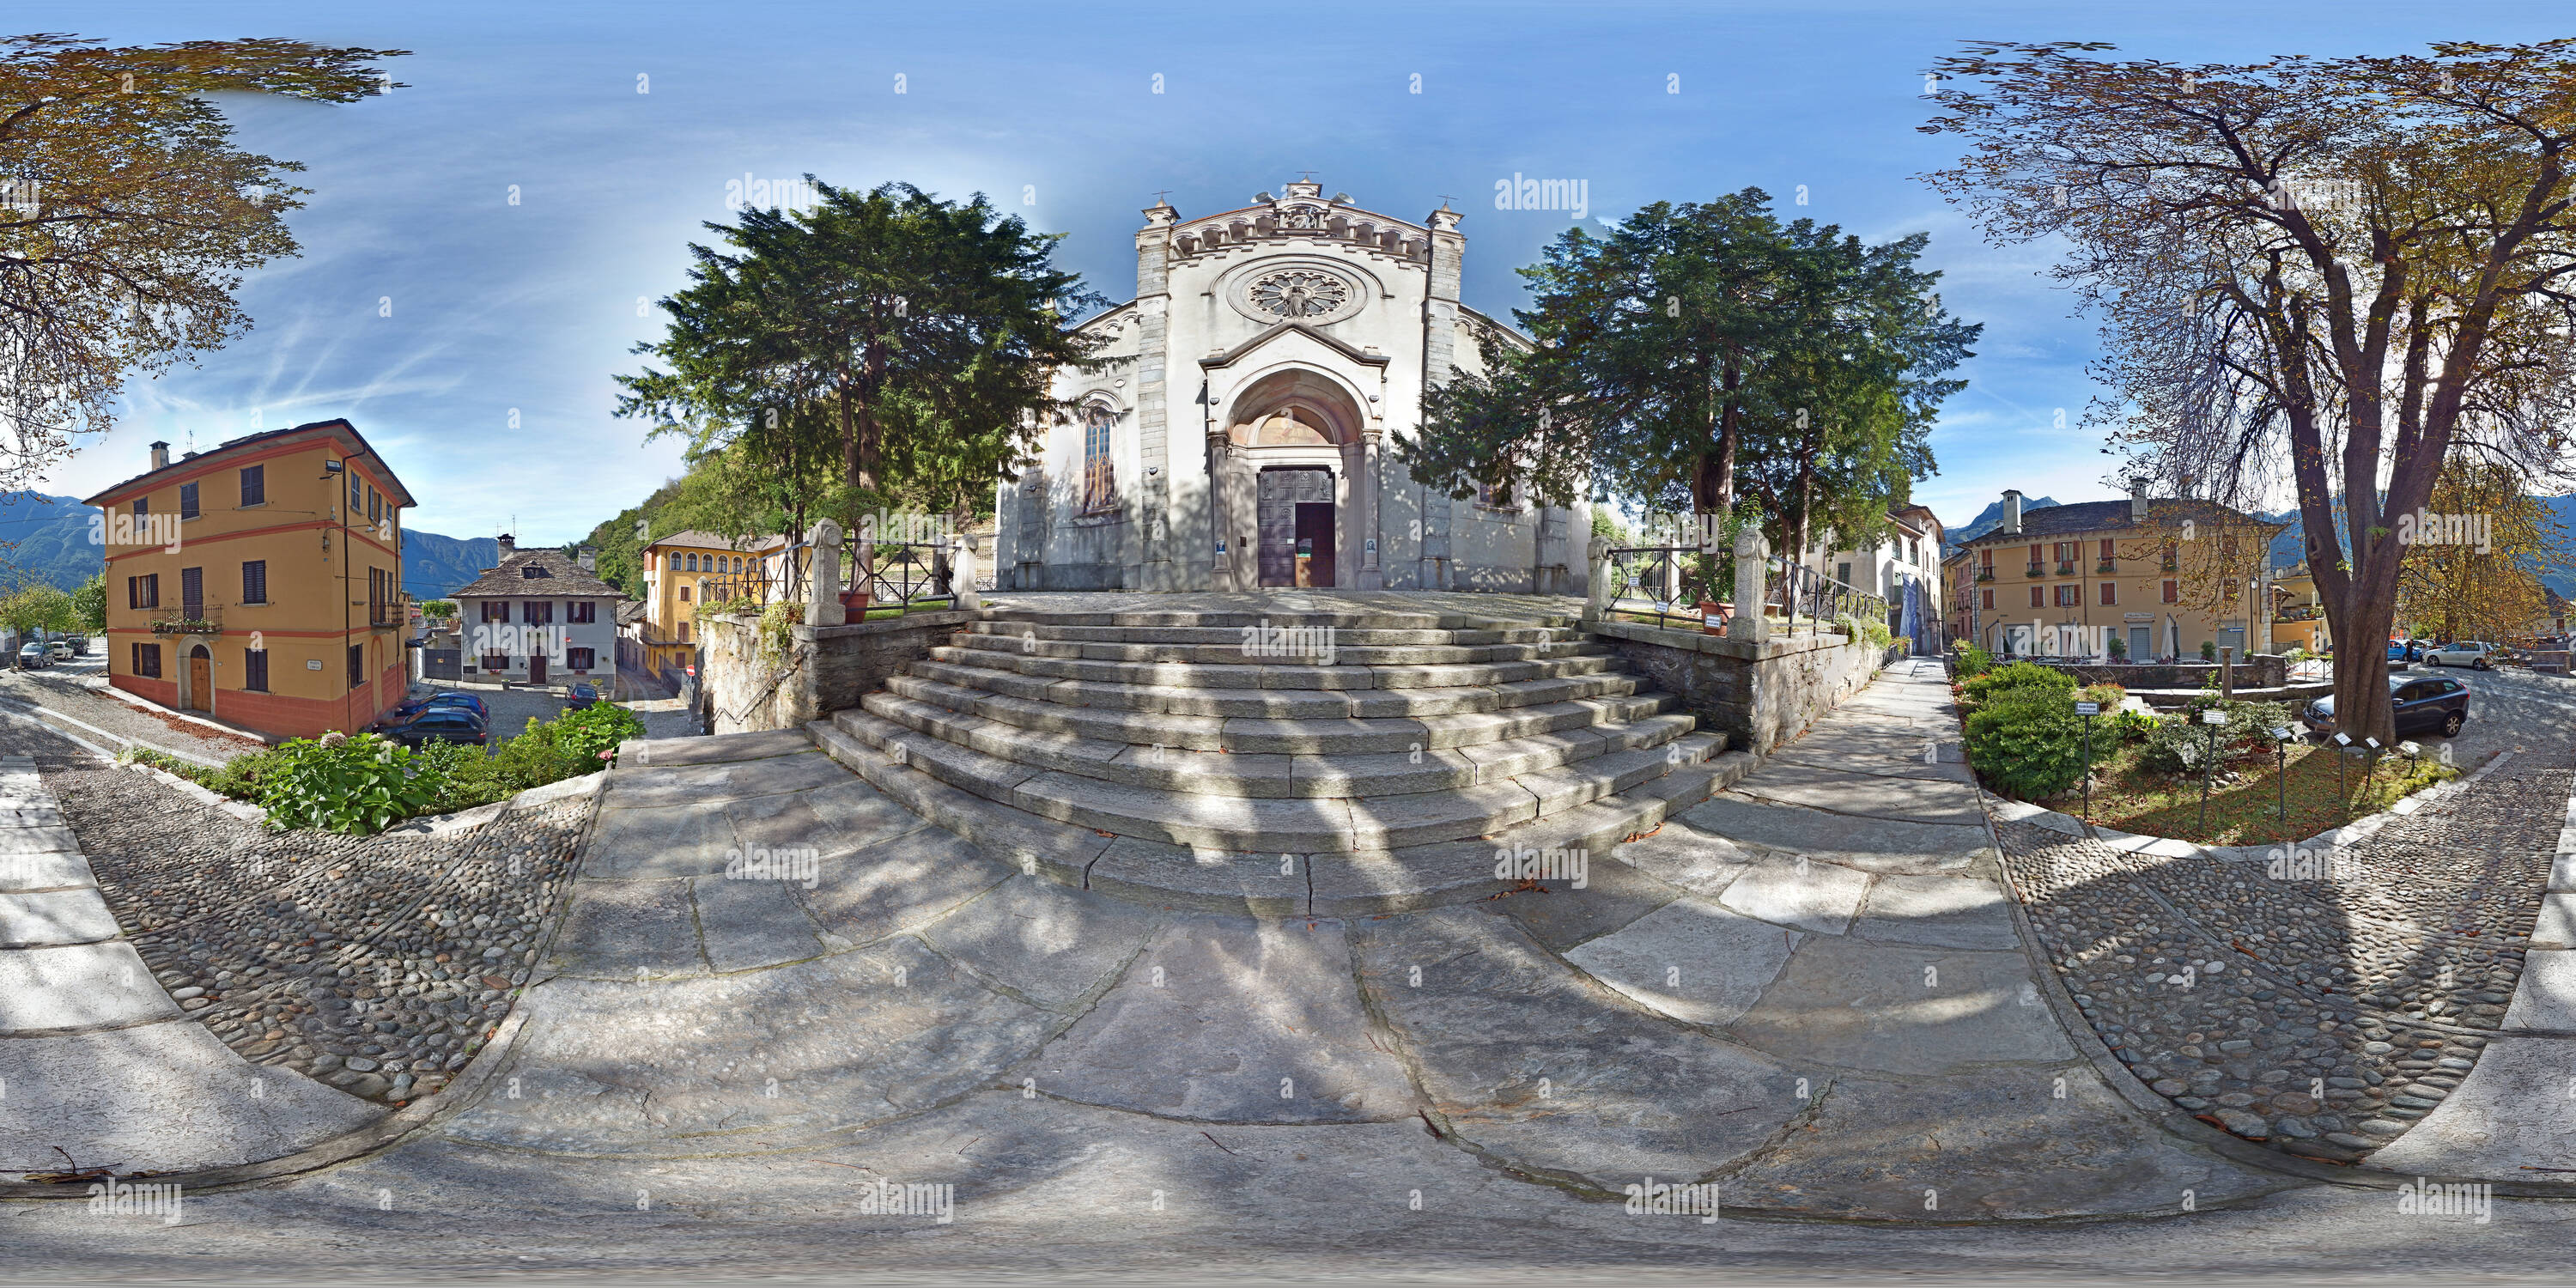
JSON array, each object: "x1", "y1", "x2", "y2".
[
  {"x1": 242, "y1": 560, "x2": 267, "y2": 604},
  {"x1": 240, "y1": 465, "x2": 264, "y2": 507},
  {"x1": 179, "y1": 482, "x2": 199, "y2": 519}
]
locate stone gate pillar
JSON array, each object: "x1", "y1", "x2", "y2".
[
  {"x1": 1728, "y1": 526, "x2": 1769, "y2": 643},
  {"x1": 1583, "y1": 535, "x2": 1613, "y2": 624},
  {"x1": 805, "y1": 519, "x2": 845, "y2": 628}
]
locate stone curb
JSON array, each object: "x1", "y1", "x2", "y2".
[
  {"x1": 0, "y1": 773, "x2": 608, "y2": 1200},
  {"x1": 1977, "y1": 761, "x2": 2576, "y2": 1195},
  {"x1": 124, "y1": 761, "x2": 264, "y2": 823}
]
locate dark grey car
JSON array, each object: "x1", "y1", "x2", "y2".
[{"x1": 2301, "y1": 673, "x2": 2470, "y2": 739}]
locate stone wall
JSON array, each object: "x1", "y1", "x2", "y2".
[
  {"x1": 1588, "y1": 621, "x2": 1893, "y2": 756},
  {"x1": 2053, "y1": 654, "x2": 2288, "y2": 690},
  {"x1": 698, "y1": 609, "x2": 973, "y2": 735}
]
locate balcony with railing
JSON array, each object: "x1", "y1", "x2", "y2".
[
  {"x1": 149, "y1": 605, "x2": 222, "y2": 635},
  {"x1": 2025, "y1": 561, "x2": 2044, "y2": 578},
  {"x1": 1974, "y1": 566, "x2": 1995, "y2": 582},
  {"x1": 2055, "y1": 560, "x2": 2076, "y2": 575},
  {"x1": 2096, "y1": 558, "x2": 2117, "y2": 574}
]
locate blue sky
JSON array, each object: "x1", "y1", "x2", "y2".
[{"x1": 27, "y1": 0, "x2": 2568, "y2": 542}]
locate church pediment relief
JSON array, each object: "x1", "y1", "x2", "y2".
[{"x1": 1197, "y1": 319, "x2": 1390, "y2": 373}]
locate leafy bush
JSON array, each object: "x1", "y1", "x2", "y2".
[
  {"x1": 257, "y1": 732, "x2": 440, "y2": 835},
  {"x1": 2079, "y1": 683, "x2": 2126, "y2": 708},
  {"x1": 1964, "y1": 687, "x2": 2087, "y2": 799},
  {"x1": 1960, "y1": 660, "x2": 2075, "y2": 713},
  {"x1": 2282, "y1": 645, "x2": 2310, "y2": 665},
  {"x1": 2106, "y1": 707, "x2": 2160, "y2": 743},
  {"x1": 2141, "y1": 696, "x2": 2293, "y2": 775},
  {"x1": 2106, "y1": 635, "x2": 2128, "y2": 659},
  {"x1": 1953, "y1": 643, "x2": 1996, "y2": 678},
  {"x1": 2200, "y1": 640, "x2": 2219, "y2": 662}
]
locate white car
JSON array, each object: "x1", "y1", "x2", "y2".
[
  {"x1": 45, "y1": 641, "x2": 71, "y2": 662},
  {"x1": 2423, "y1": 641, "x2": 2497, "y2": 670}
]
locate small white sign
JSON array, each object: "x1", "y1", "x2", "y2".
[
  {"x1": 2075, "y1": 702, "x2": 2099, "y2": 716},
  {"x1": 2201, "y1": 709, "x2": 2227, "y2": 725},
  {"x1": 2333, "y1": 732, "x2": 2350, "y2": 745},
  {"x1": 306, "y1": 659, "x2": 324, "y2": 671},
  {"x1": 2270, "y1": 726, "x2": 2294, "y2": 741},
  {"x1": 2364, "y1": 737, "x2": 2380, "y2": 750}
]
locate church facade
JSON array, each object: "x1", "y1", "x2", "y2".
[{"x1": 993, "y1": 179, "x2": 1590, "y2": 594}]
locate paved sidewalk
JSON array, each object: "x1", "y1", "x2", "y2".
[{"x1": 0, "y1": 752, "x2": 380, "y2": 1180}]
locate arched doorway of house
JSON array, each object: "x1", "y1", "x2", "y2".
[{"x1": 187, "y1": 644, "x2": 212, "y2": 713}]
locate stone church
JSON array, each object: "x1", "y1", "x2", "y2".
[{"x1": 993, "y1": 179, "x2": 1591, "y2": 593}]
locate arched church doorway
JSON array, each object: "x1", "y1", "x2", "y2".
[
  {"x1": 1257, "y1": 466, "x2": 1335, "y2": 586},
  {"x1": 1224, "y1": 368, "x2": 1365, "y2": 591}
]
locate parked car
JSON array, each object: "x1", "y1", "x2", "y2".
[
  {"x1": 13, "y1": 642, "x2": 45, "y2": 670},
  {"x1": 375, "y1": 708, "x2": 489, "y2": 749},
  {"x1": 61, "y1": 635, "x2": 86, "y2": 655},
  {"x1": 2423, "y1": 640, "x2": 2498, "y2": 670},
  {"x1": 2301, "y1": 673, "x2": 2470, "y2": 739},
  {"x1": 566, "y1": 683, "x2": 601, "y2": 711},
  {"x1": 390, "y1": 691, "x2": 489, "y2": 721},
  {"x1": 2385, "y1": 639, "x2": 2429, "y2": 662},
  {"x1": 46, "y1": 641, "x2": 72, "y2": 662}
]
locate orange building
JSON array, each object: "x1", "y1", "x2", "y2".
[{"x1": 83, "y1": 419, "x2": 416, "y2": 739}]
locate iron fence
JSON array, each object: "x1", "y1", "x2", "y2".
[
  {"x1": 1599, "y1": 545, "x2": 1730, "y2": 630},
  {"x1": 1765, "y1": 560, "x2": 1889, "y2": 638}
]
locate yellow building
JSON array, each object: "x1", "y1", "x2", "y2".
[
  {"x1": 1956, "y1": 487, "x2": 2286, "y2": 661},
  {"x1": 2269, "y1": 563, "x2": 2331, "y2": 653},
  {"x1": 632, "y1": 530, "x2": 787, "y2": 677},
  {"x1": 84, "y1": 420, "x2": 414, "y2": 738}
]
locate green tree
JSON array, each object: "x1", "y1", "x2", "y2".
[
  {"x1": 0, "y1": 34, "x2": 405, "y2": 487},
  {"x1": 1923, "y1": 39, "x2": 2576, "y2": 743},
  {"x1": 71, "y1": 572, "x2": 105, "y2": 632},
  {"x1": 1397, "y1": 190, "x2": 1974, "y2": 556},
  {"x1": 615, "y1": 179, "x2": 1103, "y2": 583},
  {"x1": 0, "y1": 580, "x2": 75, "y2": 638}
]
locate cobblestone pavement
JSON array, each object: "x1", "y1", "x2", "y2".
[
  {"x1": 1994, "y1": 750, "x2": 2569, "y2": 1163},
  {"x1": 0, "y1": 665, "x2": 269, "y2": 764},
  {"x1": 28, "y1": 743, "x2": 600, "y2": 1115}
]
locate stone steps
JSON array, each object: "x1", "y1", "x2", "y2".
[
  {"x1": 859, "y1": 688, "x2": 1700, "y2": 799},
  {"x1": 908, "y1": 654, "x2": 1642, "y2": 720},
  {"x1": 827, "y1": 707, "x2": 1722, "y2": 853},
  {"x1": 884, "y1": 672, "x2": 1672, "y2": 754},
  {"x1": 969, "y1": 621, "x2": 1582, "y2": 647},
  {"x1": 957, "y1": 608, "x2": 1581, "y2": 631},
  {"x1": 806, "y1": 715, "x2": 1753, "y2": 915},
  {"x1": 926, "y1": 642, "x2": 1618, "y2": 690},
  {"x1": 950, "y1": 631, "x2": 1606, "y2": 666}
]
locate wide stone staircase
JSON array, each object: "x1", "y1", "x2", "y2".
[{"x1": 806, "y1": 602, "x2": 1754, "y2": 914}]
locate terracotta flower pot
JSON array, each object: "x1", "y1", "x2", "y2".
[
  {"x1": 840, "y1": 590, "x2": 872, "y2": 617},
  {"x1": 1698, "y1": 600, "x2": 1732, "y2": 635}
]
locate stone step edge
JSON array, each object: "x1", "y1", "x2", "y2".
[
  {"x1": 948, "y1": 634, "x2": 1609, "y2": 666},
  {"x1": 829, "y1": 706, "x2": 1722, "y2": 854},
  {"x1": 968, "y1": 622, "x2": 1584, "y2": 647},
  {"x1": 805, "y1": 718, "x2": 1748, "y2": 918},
  {"x1": 860, "y1": 688, "x2": 1701, "y2": 799},
  {"x1": 908, "y1": 654, "x2": 1643, "y2": 719},
  {"x1": 928, "y1": 642, "x2": 1620, "y2": 690},
  {"x1": 976, "y1": 608, "x2": 1581, "y2": 630},
  {"x1": 886, "y1": 671, "x2": 1677, "y2": 754}
]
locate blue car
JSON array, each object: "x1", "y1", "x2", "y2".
[
  {"x1": 566, "y1": 683, "x2": 601, "y2": 711},
  {"x1": 2385, "y1": 640, "x2": 2426, "y2": 663},
  {"x1": 392, "y1": 691, "x2": 489, "y2": 721},
  {"x1": 374, "y1": 707, "x2": 489, "y2": 749}
]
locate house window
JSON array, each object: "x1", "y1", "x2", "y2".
[
  {"x1": 368, "y1": 488, "x2": 381, "y2": 525},
  {"x1": 131, "y1": 496, "x2": 149, "y2": 517},
  {"x1": 133, "y1": 642, "x2": 161, "y2": 678},
  {"x1": 243, "y1": 649, "x2": 269, "y2": 693},
  {"x1": 369, "y1": 568, "x2": 389, "y2": 624},
  {"x1": 1082, "y1": 402, "x2": 1117, "y2": 513},
  {"x1": 2029, "y1": 586, "x2": 2044, "y2": 608},
  {"x1": 1836, "y1": 562, "x2": 1853, "y2": 587},
  {"x1": 1981, "y1": 588, "x2": 1995, "y2": 611},
  {"x1": 567, "y1": 647, "x2": 595, "y2": 671},
  {"x1": 523, "y1": 601, "x2": 553, "y2": 624},
  {"x1": 2099, "y1": 538, "x2": 2114, "y2": 562},
  {"x1": 2099, "y1": 581, "x2": 2117, "y2": 605},
  {"x1": 349, "y1": 475, "x2": 361, "y2": 511},
  {"x1": 481, "y1": 600, "x2": 508, "y2": 623},
  {"x1": 241, "y1": 560, "x2": 267, "y2": 605},
  {"x1": 2054, "y1": 584, "x2": 2079, "y2": 607},
  {"x1": 678, "y1": 585, "x2": 690, "y2": 603},
  {"x1": 2162, "y1": 580, "x2": 2179, "y2": 604},
  {"x1": 179, "y1": 566, "x2": 203, "y2": 617},
  {"x1": 567, "y1": 601, "x2": 596, "y2": 623},
  {"x1": 179, "y1": 482, "x2": 200, "y2": 519},
  {"x1": 482, "y1": 653, "x2": 510, "y2": 671},
  {"x1": 240, "y1": 465, "x2": 264, "y2": 507},
  {"x1": 128, "y1": 574, "x2": 159, "y2": 611},
  {"x1": 347, "y1": 644, "x2": 364, "y2": 688},
  {"x1": 685, "y1": 553, "x2": 698, "y2": 572}
]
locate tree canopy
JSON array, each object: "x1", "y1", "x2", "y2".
[{"x1": 1922, "y1": 38, "x2": 2576, "y2": 739}]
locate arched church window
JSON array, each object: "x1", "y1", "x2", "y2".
[{"x1": 1081, "y1": 402, "x2": 1117, "y2": 513}]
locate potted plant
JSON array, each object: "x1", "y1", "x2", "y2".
[
  {"x1": 839, "y1": 588, "x2": 872, "y2": 616},
  {"x1": 1697, "y1": 599, "x2": 1731, "y2": 635},
  {"x1": 2107, "y1": 636, "x2": 2128, "y2": 661}
]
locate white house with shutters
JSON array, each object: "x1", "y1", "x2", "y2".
[
  {"x1": 447, "y1": 536, "x2": 622, "y2": 688},
  {"x1": 993, "y1": 179, "x2": 1589, "y2": 594}
]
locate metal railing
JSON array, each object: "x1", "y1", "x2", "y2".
[
  {"x1": 843, "y1": 542, "x2": 964, "y2": 617},
  {"x1": 1766, "y1": 561, "x2": 1889, "y2": 637},
  {"x1": 2025, "y1": 561, "x2": 2044, "y2": 577},
  {"x1": 149, "y1": 605, "x2": 222, "y2": 635},
  {"x1": 1598, "y1": 545, "x2": 1729, "y2": 630}
]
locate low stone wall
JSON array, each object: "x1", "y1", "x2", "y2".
[
  {"x1": 699, "y1": 609, "x2": 973, "y2": 735},
  {"x1": 1587, "y1": 621, "x2": 1891, "y2": 756},
  {"x1": 2057, "y1": 655, "x2": 2288, "y2": 690}
]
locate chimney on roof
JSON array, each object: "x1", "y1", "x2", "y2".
[
  {"x1": 577, "y1": 545, "x2": 596, "y2": 573},
  {"x1": 496, "y1": 533, "x2": 515, "y2": 559},
  {"x1": 2130, "y1": 477, "x2": 2150, "y2": 524},
  {"x1": 2001, "y1": 489, "x2": 2023, "y2": 537},
  {"x1": 149, "y1": 440, "x2": 169, "y2": 471}
]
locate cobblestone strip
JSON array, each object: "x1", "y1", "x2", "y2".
[{"x1": 1991, "y1": 749, "x2": 2569, "y2": 1166}]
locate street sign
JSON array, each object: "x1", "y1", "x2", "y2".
[{"x1": 2075, "y1": 702, "x2": 2099, "y2": 716}]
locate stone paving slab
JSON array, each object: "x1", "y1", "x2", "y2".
[
  {"x1": 724, "y1": 777, "x2": 931, "y2": 860},
  {"x1": 0, "y1": 1020, "x2": 383, "y2": 1179},
  {"x1": 1479, "y1": 849, "x2": 1686, "y2": 951},
  {"x1": 2526, "y1": 893, "x2": 2576, "y2": 949},
  {"x1": 2500, "y1": 948, "x2": 2576, "y2": 1030},
  {"x1": 1721, "y1": 1066, "x2": 2294, "y2": 1220},
  {"x1": 0, "y1": 887, "x2": 118, "y2": 946},
  {"x1": 1715, "y1": 854, "x2": 1870, "y2": 935},
  {"x1": 1680, "y1": 795, "x2": 1989, "y2": 873},
  {"x1": 548, "y1": 878, "x2": 708, "y2": 980},
  {"x1": 583, "y1": 800, "x2": 741, "y2": 879},
  {"x1": 1032, "y1": 916, "x2": 1414, "y2": 1124},
  {"x1": 440, "y1": 938, "x2": 1059, "y2": 1156},
  {"x1": 1562, "y1": 896, "x2": 1801, "y2": 1027},
  {"x1": 794, "y1": 827, "x2": 1011, "y2": 951},
  {"x1": 690, "y1": 872, "x2": 827, "y2": 972},
  {"x1": 2552, "y1": 853, "x2": 2576, "y2": 893},
  {"x1": 0, "y1": 824, "x2": 83, "y2": 857},
  {"x1": 634, "y1": 728, "x2": 817, "y2": 766},
  {"x1": 1722, "y1": 758, "x2": 1987, "y2": 827},
  {"x1": 916, "y1": 875, "x2": 1164, "y2": 1009},
  {"x1": 0, "y1": 940, "x2": 179, "y2": 1034},
  {"x1": 1354, "y1": 907, "x2": 1796, "y2": 1187},
  {"x1": 1725, "y1": 937, "x2": 2072, "y2": 1076},
  {"x1": 2365, "y1": 1036, "x2": 2576, "y2": 1176},
  {"x1": 1604, "y1": 820, "x2": 1758, "y2": 897},
  {"x1": 1849, "y1": 872, "x2": 2021, "y2": 950},
  {"x1": 0, "y1": 849, "x2": 93, "y2": 892},
  {"x1": 603, "y1": 751, "x2": 854, "y2": 811}
]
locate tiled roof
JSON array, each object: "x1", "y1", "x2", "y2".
[
  {"x1": 450, "y1": 550, "x2": 623, "y2": 599},
  {"x1": 647, "y1": 529, "x2": 786, "y2": 553},
  {"x1": 1959, "y1": 498, "x2": 2279, "y2": 545},
  {"x1": 81, "y1": 417, "x2": 417, "y2": 508}
]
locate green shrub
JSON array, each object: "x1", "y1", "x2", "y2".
[
  {"x1": 2142, "y1": 696, "x2": 2293, "y2": 775},
  {"x1": 2107, "y1": 707, "x2": 2160, "y2": 743},
  {"x1": 1953, "y1": 643, "x2": 1996, "y2": 678},
  {"x1": 2080, "y1": 683, "x2": 2126, "y2": 708},
  {"x1": 1960, "y1": 660, "x2": 2075, "y2": 713},
  {"x1": 1963, "y1": 687, "x2": 2087, "y2": 799},
  {"x1": 2106, "y1": 635, "x2": 2129, "y2": 659},
  {"x1": 2201, "y1": 640, "x2": 2219, "y2": 662},
  {"x1": 257, "y1": 732, "x2": 440, "y2": 835}
]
